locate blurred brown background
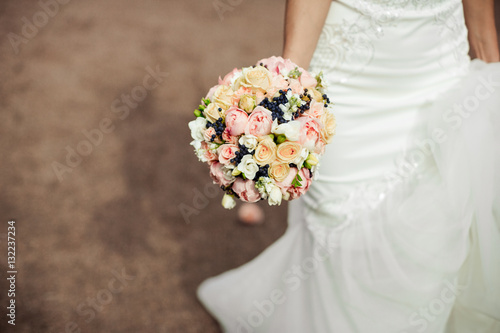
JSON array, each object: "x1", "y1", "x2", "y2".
[
  {"x1": 0, "y1": 0, "x2": 287, "y2": 332},
  {"x1": 1, "y1": 1, "x2": 500, "y2": 332}
]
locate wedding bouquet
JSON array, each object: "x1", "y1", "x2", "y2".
[{"x1": 188, "y1": 56, "x2": 336, "y2": 209}]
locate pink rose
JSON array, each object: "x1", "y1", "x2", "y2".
[
  {"x1": 275, "y1": 167, "x2": 297, "y2": 193},
  {"x1": 275, "y1": 167, "x2": 312, "y2": 200},
  {"x1": 245, "y1": 106, "x2": 273, "y2": 137},
  {"x1": 257, "y1": 56, "x2": 296, "y2": 76},
  {"x1": 297, "y1": 116, "x2": 323, "y2": 153},
  {"x1": 255, "y1": 91, "x2": 266, "y2": 105},
  {"x1": 289, "y1": 79, "x2": 304, "y2": 95},
  {"x1": 217, "y1": 144, "x2": 239, "y2": 165},
  {"x1": 209, "y1": 161, "x2": 234, "y2": 187},
  {"x1": 219, "y1": 68, "x2": 241, "y2": 85},
  {"x1": 306, "y1": 100, "x2": 325, "y2": 119},
  {"x1": 231, "y1": 178, "x2": 261, "y2": 202},
  {"x1": 225, "y1": 106, "x2": 249, "y2": 136},
  {"x1": 201, "y1": 142, "x2": 218, "y2": 161},
  {"x1": 288, "y1": 168, "x2": 312, "y2": 199},
  {"x1": 204, "y1": 127, "x2": 216, "y2": 142},
  {"x1": 272, "y1": 75, "x2": 289, "y2": 90},
  {"x1": 222, "y1": 129, "x2": 238, "y2": 144},
  {"x1": 206, "y1": 85, "x2": 219, "y2": 100},
  {"x1": 266, "y1": 75, "x2": 289, "y2": 98},
  {"x1": 233, "y1": 86, "x2": 253, "y2": 99},
  {"x1": 299, "y1": 70, "x2": 317, "y2": 88}
]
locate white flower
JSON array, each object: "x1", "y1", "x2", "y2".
[
  {"x1": 237, "y1": 155, "x2": 259, "y2": 180},
  {"x1": 208, "y1": 142, "x2": 219, "y2": 150},
  {"x1": 278, "y1": 92, "x2": 305, "y2": 121},
  {"x1": 188, "y1": 117, "x2": 207, "y2": 141},
  {"x1": 268, "y1": 186, "x2": 282, "y2": 206},
  {"x1": 238, "y1": 134, "x2": 258, "y2": 152},
  {"x1": 195, "y1": 146, "x2": 206, "y2": 162},
  {"x1": 279, "y1": 104, "x2": 294, "y2": 121},
  {"x1": 305, "y1": 152, "x2": 321, "y2": 179},
  {"x1": 190, "y1": 140, "x2": 202, "y2": 150},
  {"x1": 222, "y1": 194, "x2": 236, "y2": 209},
  {"x1": 231, "y1": 71, "x2": 243, "y2": 86},
  {"x1": 255, "y1": 177, "x2": 282, "y2": 205},
  {"x1": 271, "y1": 119, "x2": 301, "y2": 141},
  {"x1": 255, "y1": 185, "x2": 268, "y2": 199},
  {"x1": 311, "y1": 161, "x2": 320, "y2": 180},
  {"x1": 255, "y1": 176, "x2": 272, "y2": 199},
  {"x1": 221, "y1": 165, "x2": 236, "y2": 181},
  {"x1": 282, "y1": 191, "x2": 291, "y2": 201},
  {"x1": 194, "y1": 144, "x2": 217, "y2": 162},
  {"x1": 292, "y1": 147, "x2": 309, "y2": 168}
]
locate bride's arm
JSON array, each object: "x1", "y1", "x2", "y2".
[
  {"x1": 282, "y1": 0, "x2": 332, "y2": 68},
  {"x1": 463, "y1": 0, "x2": 500, "y2": 62}
]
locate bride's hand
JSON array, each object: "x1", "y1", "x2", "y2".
[
  {"x1": 463, "y1": 0, "x2": 500, "y2": 63},
  {"x1": 282, "y1": 0, "x2": 332, "y2": 69}
]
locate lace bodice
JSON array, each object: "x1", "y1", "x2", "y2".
[{"x1": 310, "y1": 0, "x2": 469, "y2": 83}]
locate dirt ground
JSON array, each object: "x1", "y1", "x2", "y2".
[
  {"x1": 1, "y1": 1, "x2": 500, "y2": 333},
  {"x1": 0, "y1": 0, "x2": 287, "y2": 332}
]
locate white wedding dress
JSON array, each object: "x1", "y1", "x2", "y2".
[{"x1": 198, "y1": 0, "x2": 500, "y2": 332}]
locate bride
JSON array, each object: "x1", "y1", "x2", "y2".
[{"x1": 198, "y1": 0, "x2": 500, "y2": 332}]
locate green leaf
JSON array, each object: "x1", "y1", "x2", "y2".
[
  {"x1": 288, "y1": 67, "x2": 303, "y2": 79},
  {"x1": 292, "y1": 173, "x2": 303, "y2": 188},
  {"x1": 276, "y1": 134, "x2": 287, "y2": 144},
  {"x1": 315, "y1": 71, "x2": 326, "y2": 93}
]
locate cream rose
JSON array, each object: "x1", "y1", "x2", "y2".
[
  {"x1": 269, "y1": 162, "x2": 290, "y2": 182},
  {"x1": 213, "y1": 85, "x2": 234, "y2": 109},
  {"x1": 320, "y1": 111, "x2": 336, "y2": 144},
  {"x1": 241, "y1": 66, "x2": 273, "y2": 92},
  {"x1": 276, "y1": 141, "x2": 302, "y2": 163},
  {"x1": 238, "y1": 94, "x2": 256, "y2": 113},
  {"x1": 307, "y1": 87, "x2": 324, "y2": 102},
  {"x1": 254, "y1": 137, "x2": 277, "y2": 166},
  {"x1": 204, "y1": 103, "x2": 223, "y2": 123}
]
